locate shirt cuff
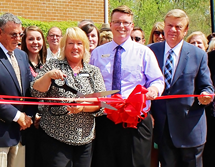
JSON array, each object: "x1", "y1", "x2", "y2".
[{"x1": 13, "y1": 111, "x2": 21, "y2": 122}]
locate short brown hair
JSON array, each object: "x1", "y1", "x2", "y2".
[
  {"x1": 81, "y1": 24, "x2": 100, "y2": 46},
  {"x1": 132, "y1": 27, "x2": 145, "y2": 39},
  {"x1": 111, "y1": 5, "x2": 133, "y2": 21}
]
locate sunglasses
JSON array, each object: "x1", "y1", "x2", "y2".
[
  {"x1": 17, "y1": 43, "x2": 21, "y2": 46},
  {"x1": 9, "y1": 32, "x2": 24, "y2": 39},
  {"x1": 131, "y1": 36, "x2": 142, "y2": 42},
  {"x1": 153, "y1": 31, "x2": 164, "y2": 36}
]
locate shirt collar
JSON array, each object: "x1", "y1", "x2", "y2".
[
  {"x1": 0, "y1": 42, "x2": 12, "y2": 56},
  {"x1": 165, "y1": 40, "x2": 184, "y2": 56},
  {"x1": 111, "y1": 37, "x2": 132, "y2": 52}
]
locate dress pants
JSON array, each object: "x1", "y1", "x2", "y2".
[
  {"x1": 25, "y1": 125, "x2": 42, "y2": 167},
  {"x1": 159, "y1": 121, "x2": 204, "y2": 167},
  {"x1": 203, "y1": 104, "x2": 215, "y2": 167},
  {"x1": 91, "y1": 113, "x2": 153, "y2": 167},
  {"x1": 39, "y1": 128, "x2": 93, "y2": 167},
  {"x1": 0, "y1": 142, "x2": 25, "y2": 167}
]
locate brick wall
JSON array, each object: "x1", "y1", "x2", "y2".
[{"x1": 0, "y1": 0, "x2": 105, "y2": 23}]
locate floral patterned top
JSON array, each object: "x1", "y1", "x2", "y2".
[{"x1": 30, "y1": 58, "x2": 106, "y2": 146}]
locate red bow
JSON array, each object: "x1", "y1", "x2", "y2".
[{"x1": 104, "y1": 85, "x2": 148, "y2": 128}]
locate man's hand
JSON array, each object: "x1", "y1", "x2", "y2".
[
  {"x1": 146, "y1": 86, "x2": 159, "y2": 100},
  {"x1": 17, "y1": 112, "x2": 33, "y2": 130},
  {"x1": 198, "y1": 92, "x2": 213, "y2": 105}
]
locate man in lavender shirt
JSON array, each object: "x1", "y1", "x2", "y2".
[{"x1": 90, "y1": 5, "x2": 164, "y2": 167}]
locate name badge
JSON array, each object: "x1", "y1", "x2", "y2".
[
  {"x1": 101, "y1": 54, "x2": 110, "y2": 58},
  {"x1": 79, "y1": 73, "x2": 89, "y2": 77}
]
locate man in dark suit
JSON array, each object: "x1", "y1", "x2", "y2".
[
  {"x1": 203, "y1": 50, "x2": 215, "y2": 167},
  {"x1": 149, "y1": 9, "x2": 214, "y2": 167},
  {"x1": 0, "y1": 13, "x2": 36, "y2": 167}
]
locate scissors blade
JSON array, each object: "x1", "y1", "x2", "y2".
[
  {"x1": 100, "y1": 102, "x2": 117, "y2": 110},
  {"x1": 84, "y1": 90, "x2": 120, "y2": 98}
]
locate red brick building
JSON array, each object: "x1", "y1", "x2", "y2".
[{"x1": 0, "y1": 0, "x2": 105, "y2": 23}]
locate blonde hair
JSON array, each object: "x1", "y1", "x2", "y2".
[
  {"x1": 165, "y1": 9, "x2": 189, "y2": 28},
  {"x1": 59, "y1": 27, "x2": 90, "y2": 63},
  {"x1": 99, "y1": 31, "x2": 113, "y2": 45},
  {"x1": 186, "y1": 31, "x2": 208, "y2": 51},
  {"x1": 148, "y1": 22, "x2": 164, "y2": 44},
  {"x1": 207, "y1": 38, "x2": 215, "y2": 52}
]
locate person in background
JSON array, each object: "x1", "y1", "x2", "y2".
[
  {"x1": 46, "y1": 27, "x2": 62, "y2": 61},
  {"x1": 203, "y1": 49, "x2": 215, "y2": 167},
  {"x1": 130, "y1": 27, "x2": 145, "y2": 44},
  {"x1": 148, "y1": 21, "x2": 165, "y2": 167},
  {"x1": 30, "y1": 27, "x2": 106, "y2": 167},
  {"x1": 186, "y1": 31, "x2": 208, "y2": 51},
  {"x1": 78, "y1": 19, "x2": 94, "y2": 28},
  {"x1": 0, "y1": 13, "x2": 36, "y2": 167},
  {"x1": 16, "y1": 27, "x2": 25, "y2": 50},
  {"x1": 207, "y1": 38, "x2": 215, "y2": 52},
  {"x1": 148, "y1": 22, "x2": 165, "y2": 44},
  {"x1": 81, "y1": 23, "x2": 100, "y2": 53},
  {"x1": 91, "y1": 5, "x2": 164, "y2": 167},
  {"x1": 207, "y1": 32, "x2": 215, "y2": 44},
  {"x1": 22, "y1": 26, "x2": 47, "y2": 77},
  {"x1": 149, "y1": 9, "x2": 214, "y2": 167},
  {"x1": 100, "y1": 30, "x2": 113, "y2": 45},
  {"x1": 99, "y1": 23, "x2": 113, "y2": 45},
  {"x1": 17, "y1": 41, "x2": 22, "y2": 49},
  {"x1": 21, "y1": 25, "x2": 47, "y2": 167}
]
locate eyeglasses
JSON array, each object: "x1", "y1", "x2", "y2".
[
  {"x1": 153, "y1": 31, "x2": 164, "y2": 36},
  {"x1": 9, "y1": 32, "x2": 24, "y2": 39},
  {"x1": 131, "y1": 36, "x2": 142, "y2": 42},
  {"x1": 111, "y1": 21, "x2": 132, "y2": 27},
  {"x1": 48, "y1": 34, "x2": 62, "y2": 38}
]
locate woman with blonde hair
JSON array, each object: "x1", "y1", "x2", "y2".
[
  {"x1": 31, "y1": 27, "x2": 106, "y2": 167},
  {"x1": 148, "y1": 22, "x2": 165, "y2": 44},
  {"x1": 186, "y1": 31, "x2": 208, "y2": 51}
]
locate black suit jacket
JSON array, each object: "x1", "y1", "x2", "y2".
[
  {"x1": 0, "y1": 47, "x2": 37, "y2": 147},
  {"x1": 149, "y1": 41, "x2": 214, "y2": 148}
]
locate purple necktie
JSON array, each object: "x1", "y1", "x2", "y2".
[{"x1": 112, "y1": 45, "x2": 123, "y2": 94}]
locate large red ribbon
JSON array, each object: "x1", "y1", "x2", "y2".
[
  {"x1": 0, "y1": 85, "x2": 214, "y2": 128},
  {"x1": 104, "y1": 85, "x2": 148, "y2": 128}
]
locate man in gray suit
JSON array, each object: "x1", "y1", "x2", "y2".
[{"x1": 149, "y1": 9, "x2": 214, "y2": 167}]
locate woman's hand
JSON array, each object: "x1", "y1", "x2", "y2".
[
  {"x1": 48, "y1": 69, "x2": 67, "y2": 80},
  {"x1": 67, "y1": 106, "x2": 84, "y2": 114},
  {"x1": 33, "y1": 69, "x2": 67, "y2": 92}
]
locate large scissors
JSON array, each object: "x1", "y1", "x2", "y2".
[{"x1": 51, "y1": 78, "x2": 119, "y2": 110}]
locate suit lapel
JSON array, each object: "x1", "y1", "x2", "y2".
[
  {"x1": 171, "y1": 42, "x2": 189, "y2": 86},
  {"x1": 157, "y1": 42, "x2": 165, "y2": 71},
  {"x1": 0, "y1": 48, "x2": 22, "y2": 94}
]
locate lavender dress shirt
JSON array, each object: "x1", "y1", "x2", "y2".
[{"x1": 90, "y1": 38, "x2": 164, "y2": 112}]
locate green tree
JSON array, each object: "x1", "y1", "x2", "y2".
[{"x1": 109, "y1": 0, "x2": 211, "y2": 44}]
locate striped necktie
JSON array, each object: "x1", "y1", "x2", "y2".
[{"x1": 8, "y1": 51, "x2": 22, "y2": 92}]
